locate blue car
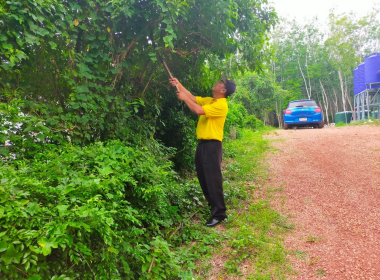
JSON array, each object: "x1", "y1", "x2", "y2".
[{"x1": 283, "y1": 99, "x2": 324, "y2": 129}]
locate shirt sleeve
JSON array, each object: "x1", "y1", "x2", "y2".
[
  {"x1": 196, "y1": 96, "x2": 213, "y2": 106},
  {"x1": 202, "y1": 101, "x2": 228, "y2": 118}
]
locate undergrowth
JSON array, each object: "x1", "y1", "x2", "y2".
[
  {"x1": 0, "y1": 128, "x2": 292, "y2": 279},
  {"x1": 335, "y1": 117, "x2": 380, "y2": 127}
]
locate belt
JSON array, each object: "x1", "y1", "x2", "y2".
[{"x1": 198, "y1": 139, "x2": 221, "y2": 144}]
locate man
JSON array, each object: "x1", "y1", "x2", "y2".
[{"x1": 169, "y1": 74, "x2": 236, "y2": 227}]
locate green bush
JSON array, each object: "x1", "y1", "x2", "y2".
[
  {"x1": 0, "y1": 141, "x2": 205, "y2": 279},
  {"x1": 245, "y1": 115, "x2": 264, "y2": 130},
  {"x1": 154, "y1": 109, "x2": 198, "y2": 172},
  {"x1": 225, "y1": 102, "x2": 248, "y2": 139}
]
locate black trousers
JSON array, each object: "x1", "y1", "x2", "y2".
[{"x1": 195, "y1": 140, "x2": 227, "y2": 219}]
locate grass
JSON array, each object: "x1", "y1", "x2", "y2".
[
  {"x1": 289, "y1": 249, "x2": 307, "y2": 260},
  {"x1": 189, "y1": 128, "x2": 294, "y2": 279},
  {"x1": 306, "y1": 235, "x2": 323, "y2": 243},
  {"x1": 316, "y1": 268, "x2": 326, "y2": 277},
  {"x1": 335, "y1": 117, "x2": 380, "y2": 127}
]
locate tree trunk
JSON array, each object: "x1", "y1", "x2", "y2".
[
  {"x1": 344, "y1": 73, "x2": 353, "y2": 112},
  {"x1": 298, "y1": 59, "x2": 311, "y2": 99},
  {"x1": 320, "y1": 80, "x2": 330, "y2": 124},
  {"x1": 275, "y1": 101, "x2": 283, "y2": 128},
  {"x1": 332, "y1": 88, "x2": 339, "y2": 113},
  {"x1": 305, "y1": 49, "x2": 312, "y2": 98},
  {"x1": 338, "y1": 69, "x2": 346, "y2": 111}
]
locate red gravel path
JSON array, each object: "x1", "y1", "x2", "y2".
[{"x1": 266, "y1": 126, "x2": 380, "y2": 280}]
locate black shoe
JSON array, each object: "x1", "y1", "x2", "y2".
[{"x1": 205, "y1": 216, "x2": 226, "y2": 227}]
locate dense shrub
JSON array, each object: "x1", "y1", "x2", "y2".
[
  {"x1": 224, "y1": 102, "x2": 263, "y2": 139},
  {"x1": 224, "y1": 102, "x2": 247, "y2": 139},
  {"x1": 0, "y1": 141, "x2": 205, "y2": 279},
  {"x1": 154, "y1": 108, "x2": 198, "y2": 172},
  {"x1": 245, "y1": 115, "x2": 264, "y2": 130}
]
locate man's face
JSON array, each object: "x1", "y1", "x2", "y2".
[{"x1": 212, "y1": 81, "x2": 227, "y2": 95}]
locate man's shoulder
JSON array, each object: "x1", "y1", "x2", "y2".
[
  {"x1": 197, "y1": 96, "x2": 213, "y2": 101},
  {"x1": 196, "y1": 96, "x2": 213, "y2": 105},
  {"x1": 215, "y1": 98, "x2": 228, "y2": 107}
]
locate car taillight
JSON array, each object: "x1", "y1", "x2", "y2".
[
  {"x1": 285, "y1": 109, "x2": 292, "y2": 115},
  {"x1": 315, "y1": 107, "x2": 321, "y2": 113}
]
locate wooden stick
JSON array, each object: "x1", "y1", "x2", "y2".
[
  {"x1": 169, "y1": 222, "x2": 183, "y2": 239},
  {"x1": 168, "y1": 211, "x2": 198, "y2": 239},
  {"x1": 148, "y1": 257, "x2": 155, "y2": 274}
]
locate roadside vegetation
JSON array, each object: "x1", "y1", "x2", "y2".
[
  {"x1": 1, "y1": 125, "x2": 293, "y2": 279},
  {"x1": 335, "y1": 118, "x2": 380, "y2": 127}
]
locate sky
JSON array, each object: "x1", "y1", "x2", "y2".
[{"x1": 269, "y1": 0, "x2": 379, "y2": 24}]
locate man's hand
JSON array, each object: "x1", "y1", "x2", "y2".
[
  {"x1": 168, "y1": 78, "x2": 197, "y2": 104},
  {"x1": 169, "y1": 78, "x2": 180, "y2": 88},
  {"x1": 176, "y1": 90, "x2": 187, "y2": 101}
]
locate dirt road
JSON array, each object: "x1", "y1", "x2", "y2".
[{"x1": 266, "y1": 125, "x2": 380, "y2": 280}]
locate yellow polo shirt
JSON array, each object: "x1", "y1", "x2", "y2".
[{"x1": 195, "y1": 97, "x2": 228, "y2": 141}]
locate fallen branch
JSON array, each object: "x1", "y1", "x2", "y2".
[
  {"x1": 148, "y1": 257, "x2": 155, "y2": 274},
  {"x1": 169, "y1": 211, "x2": 198, "y2": 239}
]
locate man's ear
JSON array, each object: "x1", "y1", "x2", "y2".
[{"x1": 221, "y1": 88, "x2": 227, "y2": 95}]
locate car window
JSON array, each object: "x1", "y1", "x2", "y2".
[{"x1": 288, "y1": 101, "x2": 317, "y2": 108}]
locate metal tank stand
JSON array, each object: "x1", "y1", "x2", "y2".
[{"x1": 354, "y1": 83, "x2": 380, "y2": 121}]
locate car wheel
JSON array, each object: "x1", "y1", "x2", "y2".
[
  {"x1": 318, "y1": 122, "x2": 324, "y2": 129},
  {"x1": 284, "y1": 123, "x2": 289, "y2": 130}
]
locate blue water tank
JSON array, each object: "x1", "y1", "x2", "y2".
[
  {"x1": 357, "y1": 62, "x2": 366, "y2": 93},
  {"x1": 353, "y1": 67, "x2": 359, "y2": 95},
  {"x1": 365, "y1": 53, "x2": 380, "y2": 89}
]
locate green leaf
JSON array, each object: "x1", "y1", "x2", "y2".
[
  {"x1": 0, "y1": 34, "x2": 7, "y2": 41},
  {"x1": 82, "y1": 71, "x2": 94, "y2": 79},
  {"x1": 107, "y1": 247, "x2": 119, "y2": 254},
  {"x1": 27, "y1": 275, "x2": 41, "y2": 280},
  {"x1": 0, "y1": 241, "x2": 7, "y2": 252},
  {"x1": 105, "y1": 218, "x2": 114, "y2": 226},
  {"x1": 142, "y1": 261, "x2": 150, "y2": 272},
  {"x1": 76, "y1": 85, "x2": 89, "y2": 93},
  {"x1": 85, "y1": 34, "x2": 96, "y2": 41},
  {"x1": 110, "y1": 68, "x2": 121, "y2": 74},
  {"x1": 16, "y1": 199, "x2": 29, "y2": 206},
  {"x1": 71, "y1": 103, "x2": 80, "y2": 109},
  {"x1": 25, "y1": 203, "x2": 39, "y2": 216},
  {"x1": 48, "y1": 41, "x2": 57, "y2": 49},
  {"x1": 1, "y1": 244, "x2": 23, "y2": 265},
  {"x1": 1, "y1": 62, "x2": 10, "y2": 70},
  {"x1": 38, "y1": 238, "x2": 58, "y2": 256},
  {"x1": 0, "y1": 147, "x2": 9, "y2": 156},
  {"x1": 24, "y1": 32, "x2": 39, "y2": 45},
  {"x1": 56, "y1": 205, "x2": 69, "y2": 216},
  {"x1": 76, "y1": 94, "x2": 88, "y2": 101},
  {"x1": 0, "y1": 193, "x2": 7, "y2": 203},
  {"x1": 1, "y1": 43, "x2": 13, "y2": 50},
  {"x1": 162, "y1": 19, "x2": 172, "y2": 25},
  {"x1": 78, "y1": 63, "x2": 91, "y2": 73},
  {"x1": 0, "y1": 133, "x2": 7, "y2": 142},
  {"x1": 15, "y1": 51, "x2": 27, "y2": 61},
  {"x1": 0, "y1": 206, "x2": 4, "y2": 219}
]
